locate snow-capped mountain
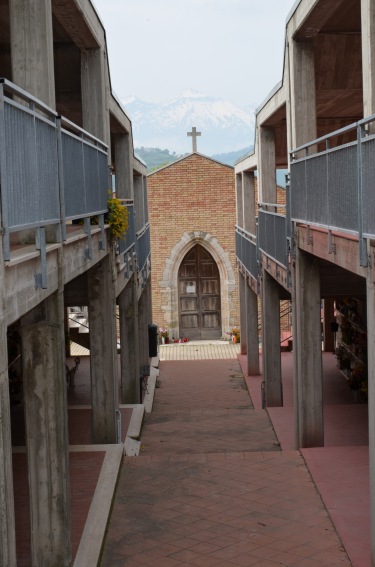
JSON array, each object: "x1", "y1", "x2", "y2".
[{"x1": 122, "y1": 90, "x2": 256, "y2": 155}]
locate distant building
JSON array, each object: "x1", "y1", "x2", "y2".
[{"x1": 148, "y1": 147, "x2": 239, "y2": 341}]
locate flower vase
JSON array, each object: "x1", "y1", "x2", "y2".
[{"x1": 161, "y1": 336, "x2": 165, "y2": 345}]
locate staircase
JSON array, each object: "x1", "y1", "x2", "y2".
[
  {"x1": 68, "y1": 308, "x2": 90, "y2": 351},
  {"x1": 67, "y1": 307, "x2": 121, "y2": 352}
]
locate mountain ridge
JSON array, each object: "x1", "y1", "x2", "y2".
[{"x1": 123, "y1": 90, "x2": 256, "y2": 155}]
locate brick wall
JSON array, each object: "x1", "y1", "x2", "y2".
[{"x1": 148, "y1": 153, "x2": 239, "y2": 332}]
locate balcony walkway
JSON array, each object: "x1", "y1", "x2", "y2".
[{"x1": 101, "y1": 347, "x2": 367, "y2": 567}]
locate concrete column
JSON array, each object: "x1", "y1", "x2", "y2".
[
  {"x1": 258, "y1": 127, "x2": 276, "y2": 204},
  {"x1": 138, "y1": 286, "x2": 149, "y2": 378},
  {"x1": 0, "y1": 326, "x2": 17, "y2": 566},
  {"x1": 289, "y1": 39, "x2": 317, "y2": 149},
  {"x1": 114, "y1": 133, "x2": 133, "y2": 200},
  {"x1": 235, "y1": 173, "x2": 244, "y2": 227},
  {"x1": 118, "y1": 271, "x2": 141, "y2": 404},
  {"x1": 88, "y1": 255, "x2": 118, "y2": 443},
  {"x1": 243, "y1": 171, "x2": 256, "y2": 235},
  {"x1": 239, "y1": 272, "x2": 247, "y2": 355},
  {"x1": 323, "y1": 298, "x2": 335, "y2": 352},
  {"x1": 143, "y1": 176, "x2": 149, "y2": 226},
  {"x1": 261, "y1": 271, "x2": 283, "y2": 406},
  {"x1": 362, "y1": 0, "x2": 375, "y2": 118},
  {"x1": 81, "y1": 48, "x2": 109, "y2": 144},
  {"x1": 9, "y1": 0, "x2": 55, "y2": 107},
  {"x1": 366, "y1": 268, "x2": 375, "y2": 566},
  {"x1": 146, "y1": 276, "x2": 153, "y2": 326},
  {"x1": 295, "y1": 248, "x2": 323, "y2": 448},
  {"x1": 245, "y1": 282, "x2": 260, "y2": 375},
  {"x1": 134, "y1": 175, "x2": 144, "y2": 233},
  {"x1": 21, "y1": 292, "x2": 71, "y2": 566}
]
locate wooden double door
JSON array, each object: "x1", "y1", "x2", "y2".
[{"x1": 178, "y1": 244, "x2": 221, "y2": 340}]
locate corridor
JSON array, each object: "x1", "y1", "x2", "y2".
[{"x1": 101, "y1": 355, "x2": 350, "y2": 567}]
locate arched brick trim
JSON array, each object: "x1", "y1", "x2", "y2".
[{"x1": 159, "y1": 231, "x2": 236, "y2": 339}]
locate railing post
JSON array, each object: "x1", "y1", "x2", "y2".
[
  {"x1": 56, "y1": 116, "x2": 67, "y2": 242},
  {"x1": 357, "y1": 123, "x2": 368, "y2": 267},
  {"x1": 35, "y1": 227, "x2": 47, "y2": 289},
  {"x1": 0, "y1": 82, "x2": 10, "y2": 261}
]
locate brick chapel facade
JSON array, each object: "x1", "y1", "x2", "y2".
[{"x1": 148, "y1": 151, "x2": 239, "y2": 341}]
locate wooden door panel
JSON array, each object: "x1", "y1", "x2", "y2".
[
  {"x1": 200, "y1": 263, "x2": 215, "y2": 277},
  {"x1": 201, "y1": 296, "x2": 220, "y2": 311},
  {"x1": 179, "y1": 244, "x2": 221, "y2": 339},
  {"x1": 179, "y1": 280, "x2": 197, "y2": 295},
  {"x1": 202, "y1": 313, "x2": 220, "y2": 328},
  {"x1": 179, "y1": 264, "x2": 197, "y2": 278},
  {"x1": 181, "y1": 314, "x2": 198, "y2": 329},
  {"x1": 201, "y1": 280, "x2": 219, "y2": 294},
  {"x1": 180, "y1": 297, "x2": 197, "y2": 311}
]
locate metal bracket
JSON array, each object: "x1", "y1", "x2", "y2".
[
  {"x1": 84, "y1": 218, "x2": 92, "y2": 260},
  {"x1": 35, "y1": 227, "x2": 47, "y2": 289},
  {"x1": 98, "y1": 213, "x2": 105, "y2": 251},
  {"x1": 328, "y1": 230, "x2": 336, "y2": 254},
  {"x1": 306, "y1": 225, "x2": 313, "y2": 245}
]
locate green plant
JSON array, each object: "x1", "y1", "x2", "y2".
[{"x1": 107, "y1": 195, "x2": 129, "y2": 240}]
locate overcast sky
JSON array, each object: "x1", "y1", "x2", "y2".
[{"x1": 93, "y1": 0, "x2": 298, "y2": 108}]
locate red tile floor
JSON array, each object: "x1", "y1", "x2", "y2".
[
  {"x1": 102, "y1": 357, "x2": 353, "y2": 567},
  {"x1": 11, "y1": 355, "x2": 132, "y2": 566},
  {"x1": 240, "y1": 351, "x2": 370, "y2": 567}
]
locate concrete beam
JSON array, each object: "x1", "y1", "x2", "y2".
[
  {"x1": 81, "y1": 47, "x2": 109, "y2": 144},
  {"x1": 245, "y1": 280, "x2": 260, "y2": 376},
  {"x1": 258, "y1": 127, "x2": 276, "y2": 204},
  {"x1": 362, "y1": 0, "x2": 375, "y2": 118},
  {"x1": 297, "y1": 225, "x2": 367, "y2": 279},
  {"x1": 3, "y1": 231, "x2": 108, "y2": 328},
  {"x1": 243, "y1": 171, "x2": 257, "y2": 235},
  {"x1": 239, "y1": 272, "x2": 247, "y2": 355},
  {"x1": 289, "y1": 39, "x2": 317, "y2": 149},
  {"x1": 88, "y1": 254, "x2": 118, "y2": 443},
  {"x1": 114, "y1": 134, "x2": 133, "y2": 200},
  {"x1": 294, "y1": 248, "x2": 323, "y2": 448},
  {"x1": 21, "y1": 292, "x2": 72, "y2": 566},
  {"x1": 0, "y1": 326, "x2": 17, "y2": 566},
  {"x1": 119, "y1": 272, "x2": 141, "y2": 404},
  {"x1": 236, "y1": 173, "x2": 244, "y2": 228},
  {"x1": 366, "y1": 265, "x2": 375, "y2": 566},
  {"x1": 261, "y1": 270, "x2": 283, "y2": 407},
  {"x1": 10, "y1": 0, "x2": 55, "y2": 107}
]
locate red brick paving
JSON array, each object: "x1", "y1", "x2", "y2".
[
  {"x1": 13, "y1": 451, "x2": 104, "y2": 566},
  {"x1": 240, "y1": 351, "x2": 370, "y2": 567},
  {"x1": 11, "y1": 354, "x2": 130, "y2": 565},
  {"x1": 101, "y1": 358, "x2": 351, "y2": 567}
]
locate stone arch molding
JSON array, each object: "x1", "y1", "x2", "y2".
[{"x1": 159, "y1": 231, "x2": 236, "y2": 339}]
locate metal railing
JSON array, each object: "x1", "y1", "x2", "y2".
[
  {"x1": 117, "y1": 201, "x2": 136, "y2": 256},
  {"x1": 235, "y1": 225, "x2": 258, "y2": 280},
  {"x1": 136, "y1": 222, "x2": 151, "y2": 273},
  {"x1": 290, "y1": 114, "x2": 375, "y2": 266},
  {"x1": 258, "y1": 208, "x2": 287, "y2": 269},
  {"x1": 0, "y1": 80, "x2": 61, "y2": 261},
  {"x1": 60, "y1": 116, "x2": 109, "y2": 222},
  {"x1": 0, "y1": 78, "x2": 110, "y2": 285}
]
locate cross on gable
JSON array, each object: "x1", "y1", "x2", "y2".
[{"x1": 187, "y1": 127, "x2": 201, "y2": 153}]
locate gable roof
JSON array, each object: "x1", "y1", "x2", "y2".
[{"x1": 147, "y1": 152, "x2": 234, "y2": 176}]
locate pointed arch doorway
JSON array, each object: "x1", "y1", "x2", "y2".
[{"x1": 178, "y1": 244, "x2": 221, "y2": 340}]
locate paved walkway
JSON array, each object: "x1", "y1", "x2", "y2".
[
  {"x1": 159, "y1": 340, "x2": 240, "y2": 361},
  {"x1": 101, "y1": 357, "x2": 351, "y2": 567}
]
